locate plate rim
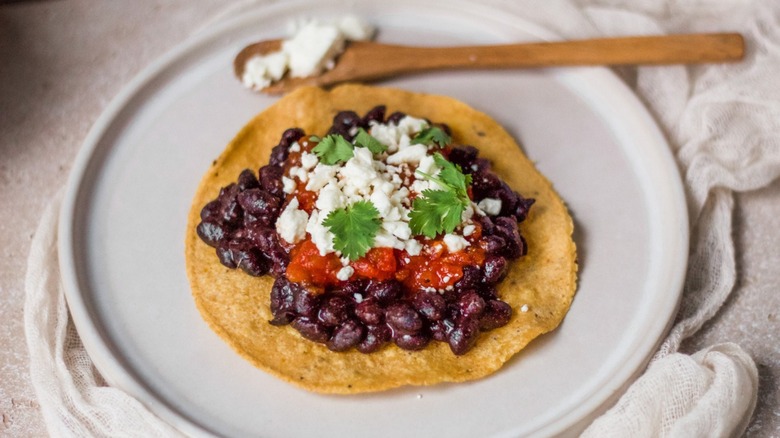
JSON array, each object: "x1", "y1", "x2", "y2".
[{"x1": 57, "y1": 1, "x2": 689, "y2": 436}]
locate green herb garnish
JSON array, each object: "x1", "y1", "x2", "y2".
[
  {"x1": 411, "y1": 126, "x2": 452, "y2": 148},
  {"x1": 311, "y1": 134, "x2": 355, "y2": 165},
  {"x1": 354, "y1": 128, "x2": 387, "y2": 154},
  {"x1": 323, "y1": 201, "x2": 382, "y2": 261},
  {"x1": 409, "y1": 153, "x2": 473, "y2": 238},
  {"x1": 310, "y1": 131, "x2": 388, "y2": 165}
]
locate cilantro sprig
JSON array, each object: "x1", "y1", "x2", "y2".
[
  {"x1": 310, "y1": 131, "x2": 387, "y2": 165},
  {"x1": 411, "y1": 126, "x2": 452, "y2": 148},
  {"x1": 323, "y1": 201, "x2": 382, "y2": 261},
  {"x1": 409, "y1": 153, "x2": 473, "y2": 238},
  {"x1": 311, "y1": 134, "x2": 354, "y2": 165},
  {"x1": 354, "y1": 128, "x2": 387, "y2": 154}
]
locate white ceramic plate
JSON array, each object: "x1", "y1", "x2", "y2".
[{"x1": 59, "y1": 0, "x2": 688, "y2": 436}]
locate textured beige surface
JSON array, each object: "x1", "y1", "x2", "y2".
[{"x1": 0, "y1": 1, "x2": 777, "y2": 436}]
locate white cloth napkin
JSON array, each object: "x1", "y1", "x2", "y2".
[{"x1": 25, "y1": 0, "x2": 780, "y2": 436}]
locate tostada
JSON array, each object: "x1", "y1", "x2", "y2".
[{"x1": 185, "y1": 84, "x2": 577, "y2": 393}]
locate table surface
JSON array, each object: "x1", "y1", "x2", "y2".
[{"x1": 0, "y1": 1, "x2": 777, "y2": 436}]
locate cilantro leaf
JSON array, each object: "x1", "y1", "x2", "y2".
[
  {"x1": 411, "y1": 126, "x2": 452, "y2": 148},
  {"x1": 433, "y1": 153, "x2": 472, "y2": 197},
  {"x1": 409, "y1": 190, "x2": 464, "y2": 238},
  {"x1": 312, "y1": 134, "x2": 354, "y2": 165},
  {"x1": 354, "y1": 128, "x2": 387, "y2": 154},
  {"x1": 409, "y1": 153, "x2": 473, "y2": 238},
  {"x1": 323, "y1": 201, "x2": 382, "y2": 261}
]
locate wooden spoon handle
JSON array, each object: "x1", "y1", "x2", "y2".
[{"x1": 348, "y1": 33, "x2": 744, "y2": 78}]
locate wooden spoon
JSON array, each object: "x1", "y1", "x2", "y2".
[{"x1": 234, "y1": 33, "x2": 744, "y2": 95}]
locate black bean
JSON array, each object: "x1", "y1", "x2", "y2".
[
  {"x1": 448, "y1": 146, "x2": 478, "y2": 170},
  {"x1": 270, "y1": 277, "x2": 296, "y2": 316},
  {"x1": 281, "y1": 128, "x2": 305, "y2": 148},
  {"x1": 477, "y1": 286, "x2": 498, "y2": 301},
  {"x1": 237, "y1": 248, "x2": 269, "y2": 277},
  {"x1": 328, "y1": 111, "x2": 363, "y2": 140},
  {"x1": 267, "y1": 246, "x2": 290, "y2": 276},
  {"x1": 471, "y1": 171, "x2": 501, "y2": 200},
  {"x1": 294, "y1": 290, "x2": 320, "y2": 317},
  {"x1": 457, "y1": 291, "x2": 486, "y2": 319},
  {"x1": 327, "y1": 320, "x2": 365, "y2": 352},
  {"x1": 336, "y1": 278, "x2": 368, "y2": 297},
  {"x1": 494, "y1": 216, "x2": 522, "y2": 258},
  {"x1": 448, "y1": 317, "x2": 480, "y2": 355},
  {"x1": 197, "y1": 220, "x2": 229, "y2": 247},
  {"x1": 357, "y1": 332, "x2": 384, "y2": 353},
  {"x1": 480, "y1": 235, "x2": 505, "y2": 255},
  {"x1": 237, "y1": 169, "x2": 260, "y2": 191},
  {"x1": 215, "y1": 243, "x2": 236, "y2": 268},
  {"x1": 413, "y1": 292, "x2": 447, "y2": 321},
  {"x1": 386, "y1": 111, "x2": 406, "y2": 124},
  {"x1": 200, "y1": 200, "x2": 222, "y2": 221},
  {"x1": 362, "y1": 105, "x2": 386, "y2": 125},
  {"x1": 355, "y1": 299, "x2": 383, "y2": 326},
  {"x1": 385, "y1": 303, "x2": 423, "y2": 334},
  {"x1": 318, "y1": 296, "x2": 351, "y2": 327},
  {"x1": 454, "y1": 265, "x2": 482, "y2": 291},
  {"x1": 292, "y1": 317, "x2": 331, "y2": 343},
  {"x1": 478, "y1": 215, "x2": 495, "y2": 236},
  {"x1": 220, "y1": 198, "x2": 243, "y2": 225},
  {"x1": 514, "y1": 196, "x2": 535, "y2": 222},
  {"x1": 237, "y1": 188, "x2": 280, "y2": 224},
  {"x1": 366, "y1": 280, "x2": 402, "y2": 305},
  {"x1": 394, "y1": 332, "x2": 431, "y2": 351},
  {"x1": 430, "y1": 319, "x2": 455, "y2": 342},
  {"x1": 479, "y1": 300, "x2": 512, "y2": 330},
  {"x1": 259, "y1": 165, "x2": 284, "y2": 198},
  {"x1": 482, "y1": 255, "x2": 508, "y2": 285}
]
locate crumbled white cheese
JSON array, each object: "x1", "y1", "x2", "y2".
[
  {"x1": 521, "y1": 304, "x2": 529, "y2": 313},
  {"x1": 340, "y1": 147, "x2": 379, "y2": 189},
  {"x1": 462, "y1": 203, "x2": 475, "y2": 222},
  {"x1": 386, "y1": 144, "x2": 428, "y2": 165},
  {"x1": 300, "y1": 151, "x2": 319, "y2": 170},
  {"x1": 289, "y1": 166, "x2": 309, "y2": 182},
  {"x1": 405, "y1": 239, "x2": 423, "y2": 256},
  {"x1": 306, "y1": 210, "x2": 336, "y2": 255},
  {"x1": 289, "y1": 142, "x2": 301, "y2": 153},
  {"x1": 396, "y1": 116, "x2": 429, "y2": 137},
  {"x1": 383, "y1": 220, "x2": 412, "y2": 240},
  {"x1": 416, "y1": 154, "x2": 439, "y2": 176},
  {"x1": 462, "y1": 224, "x2": 476, "y2": 237},
  {"x1": 241, "y1": 51, "x2": 288, "y2": 90},
  {"x1": 315, "y1": 181, "x2": 346, "y2": 216},
  {"x1": 306, "y1": 163, "x2": 338, "y2": 192},
  {"x1": 443, "y1": 234, "x2": 470, "y2": 252},
  {"x1": 282, "y1": 176, "x2": 296, "y2": 194},
  {"x1": 243, "y1": 16, "x2": 374, "y2": 90},
  {"x1": 282, "y1": 21, "x2": 345, "y2": 78},
  {"x1": 337, "y1": 265, "x2": 355, "y2": 281},
  {"x1": 478, "y1": 198, "x2": 502, "y2": 216},
  {"x1": 276, "y1": 198, "x2": 308, "y2": 244}
]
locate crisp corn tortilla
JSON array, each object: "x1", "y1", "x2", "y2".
[{"x1": 185, "y1": 84, "x2": 577, "y2": 394}]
